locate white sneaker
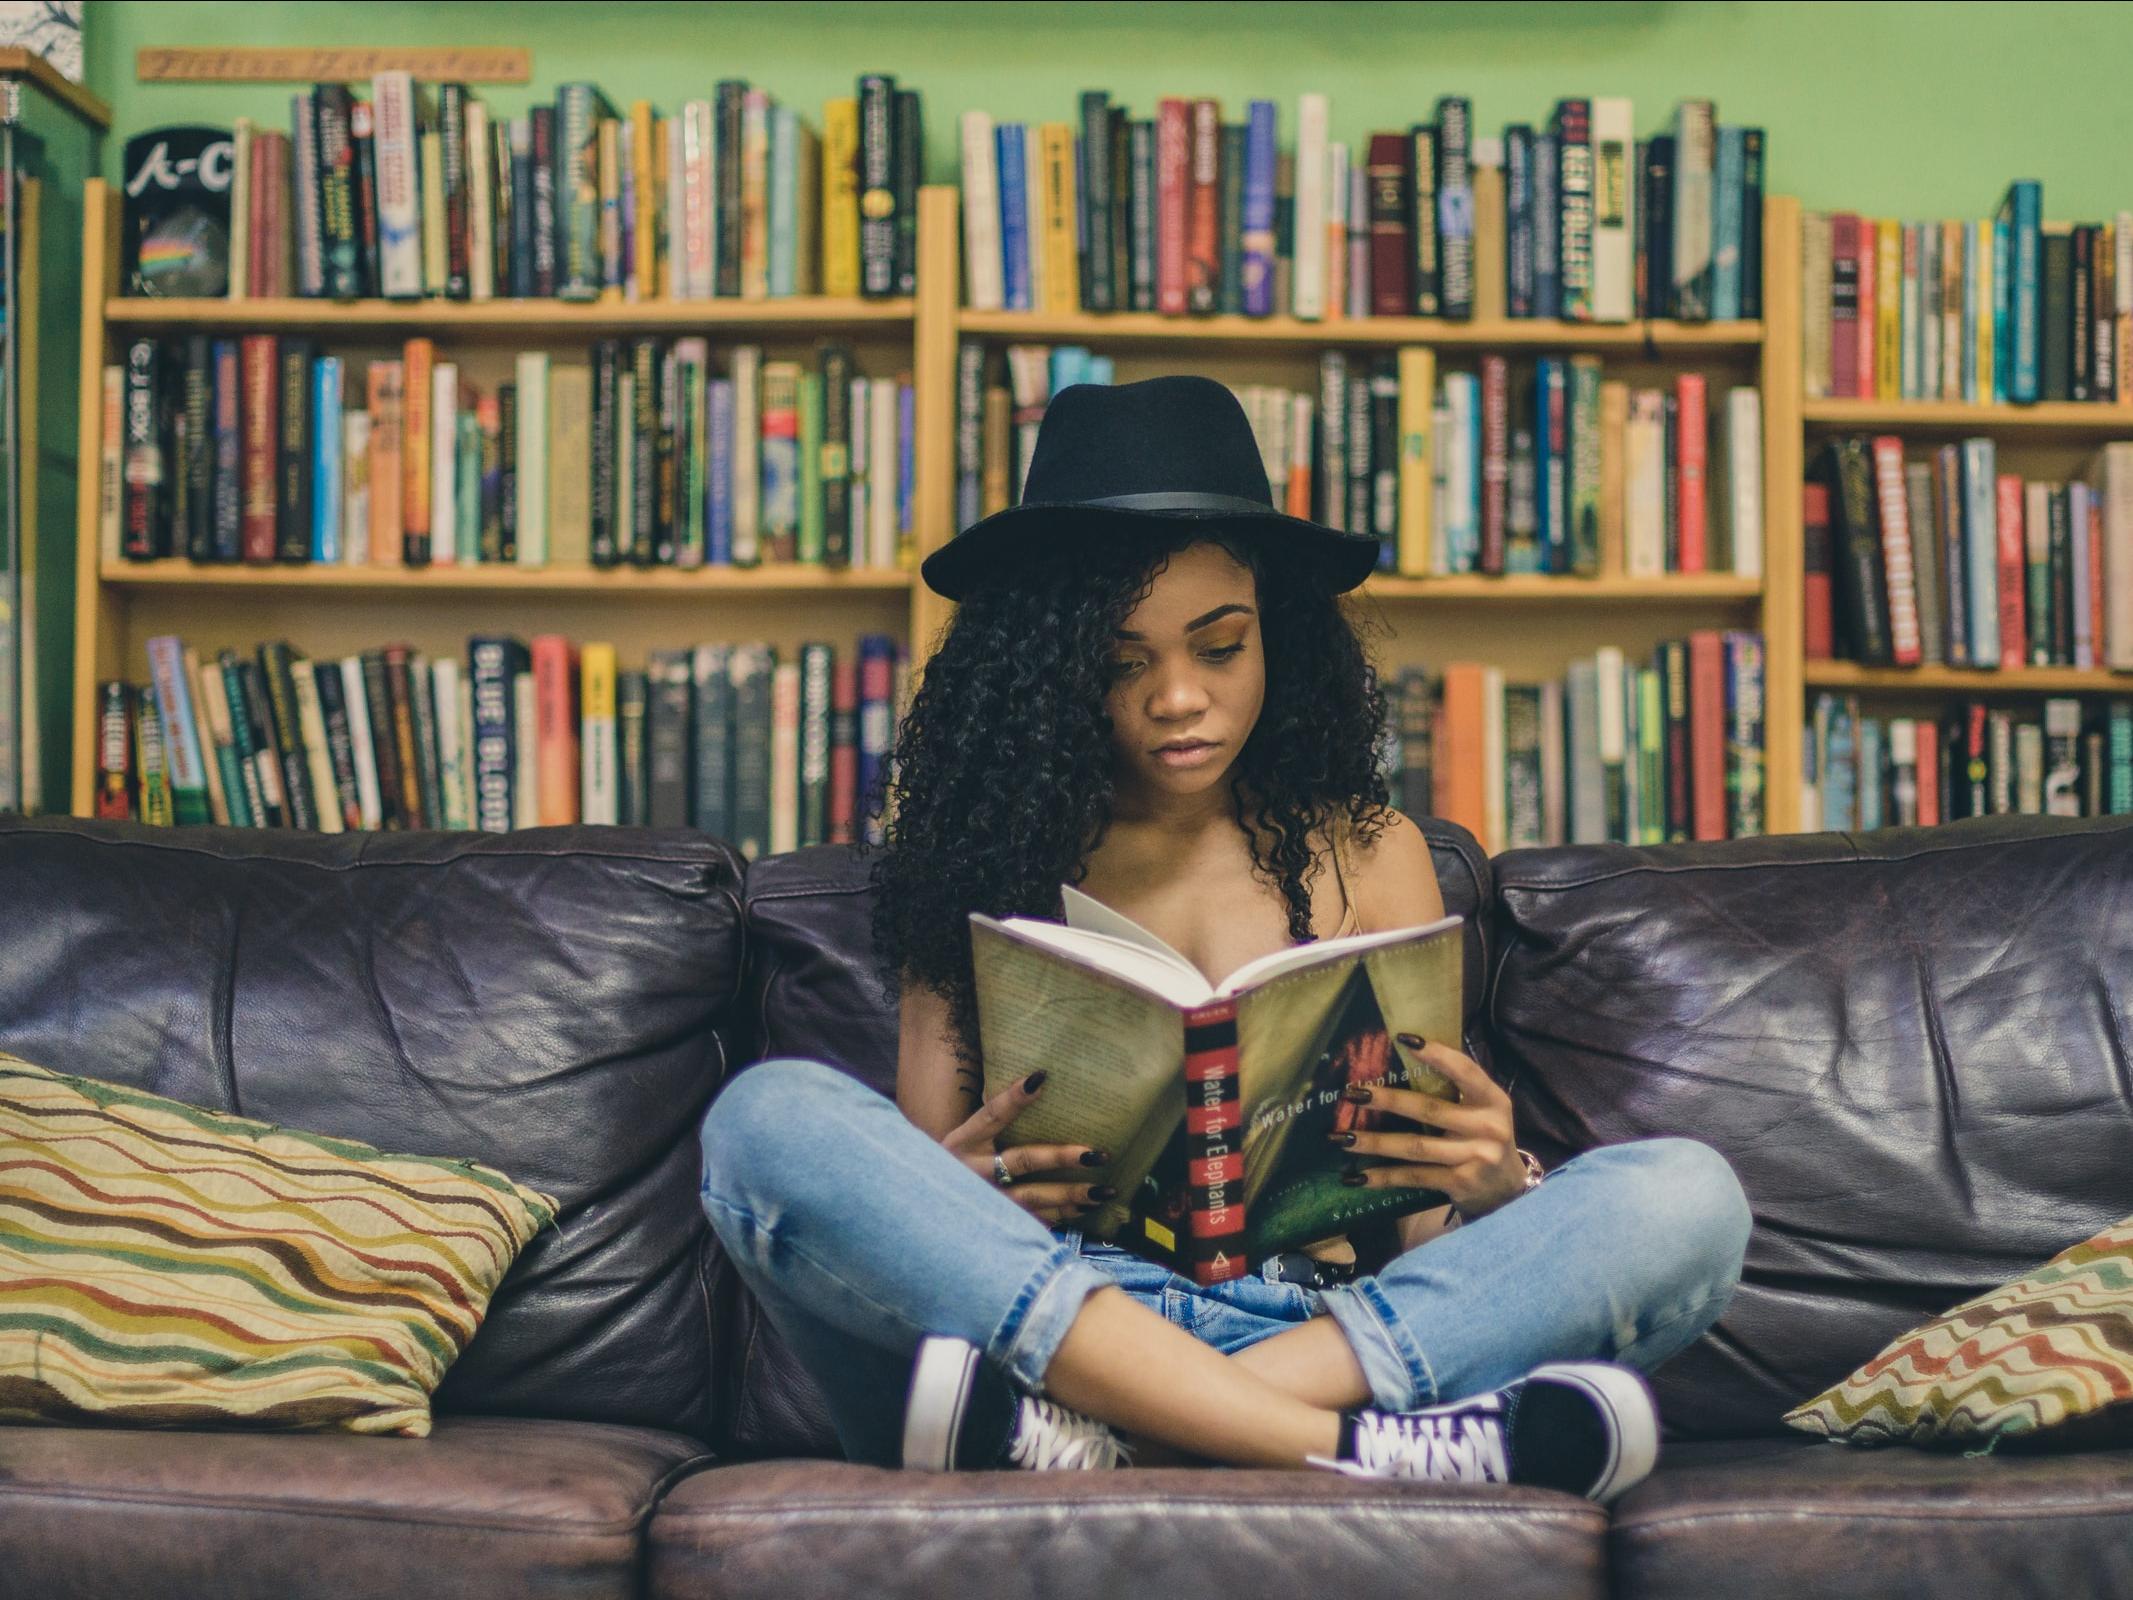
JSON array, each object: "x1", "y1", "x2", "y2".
[
  {"x1": 901, "y1": 1334, "x2": 1128, "y2": 1471},
  {"x1": 1306, "y1": 1360, "x2": 1658, "y2": 1505}
]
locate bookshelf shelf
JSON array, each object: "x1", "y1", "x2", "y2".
[
  {"x1": 98, "y1": 560, "x2": 914, "y2": 595},
  {"x1": 955, "y1": 309, "x2": 1763, "y2": 353},
  {"x1": 1803, "y1": 661, "x2": 2133, "y2": 695},
  {"x1": 1362, "y1": 574, "x2": 1762, "y2": 602},
  {"x1": 71, "y1": 180, "x2": 961, "y2": 816},
  {"x1": 103, "y1": 296, "x2": 917, "y2": 336},
  {"x1": 1802, "y1": 399, "x2": 2133, "y2": 435}
]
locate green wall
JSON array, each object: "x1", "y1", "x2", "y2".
[{"x1": 83, "y1": 1, "x2": 2133, "y2": 221}]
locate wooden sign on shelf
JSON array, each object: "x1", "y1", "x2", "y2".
[{"x1": 136, "y1": 47, "x2": 531, "y2": 84}]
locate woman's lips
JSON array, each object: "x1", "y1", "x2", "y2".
[{"x1": 1154, "y1": 741, "x2": 1219, "y2": 768}]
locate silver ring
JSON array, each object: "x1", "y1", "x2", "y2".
[{"x1": 992, "y1": 1152, "x2": 1014, "y2": 1187}]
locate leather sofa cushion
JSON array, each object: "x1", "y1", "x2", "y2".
[
  {"x1": 0, "y1": 817, "x2": 744, "y2": 1438},
  {"x1": 1489, "y1": 815, "x2": 2133, "y2": 1442},
  {"x1": 0, "y1": 1415, "x2": 708, "y2": 1600},
  {"x1": 647, "y1": 1461, "x2": 1605, "y2": 1600},
  {"x1": 1611, "y1": 1435, "x2": 2133, "y2": 1599},
  {"x1": 716, "y1": 820, "x2": 1495, "y2": 1460}
]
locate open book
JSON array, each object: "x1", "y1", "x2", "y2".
[{"x1": 970, "y1": 887, "x2": 1464, "y2": 1286}]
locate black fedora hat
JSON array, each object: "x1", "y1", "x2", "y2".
[{"x1": 920, "y1": 374, "x2": 1382, "y2": 601}]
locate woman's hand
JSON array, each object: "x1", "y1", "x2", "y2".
[
  {"x1": 942, "y1": 1070, "x2": 1116, "y2": 1225},
  {"x1": 1328, "y1": 1034, "x2": 1529, "y2": 1221}
]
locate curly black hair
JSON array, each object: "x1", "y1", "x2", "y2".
[{"x1": 864, "y1": 523, "x2": 1394, "y2": 1095}]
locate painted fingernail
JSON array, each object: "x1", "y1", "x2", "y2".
[
  {"x1": 1396, "y1": 1033, "x2": 1427, "y2": 1050},
  {"x1": 1023, "y1": 1070, "x2": 1048, "y2": 1093},
  {"x1": 1340, "y1": 1170, "x2": 1368, "y2": 1187},
  {"x1": 1088, "y1": 1185, "x2": 1117, "y2": 1202},
  {"x1": 1326, "y1": 1131, "x2": 1357, "y2": 1147},
  {"x1": 1080, "y1": 1149, "x2": 1109, "y2": 1167},
  {"x1": 1340, "y1": 1085, "x2": 1373, "y2": 1104}
]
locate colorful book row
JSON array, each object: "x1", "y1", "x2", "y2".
[
  {"x1": 123, "y1": 73, "x2": 921, "y2": 303},
  {"x1": 100, "y1": 633, "x2": 911, "y2": 860},
  {"x1": 1384, "y1": 631, "x2": 1766, "y2": 855},
  {"x1": 1802, "y1": 185, "x2": 2133, "y2": 404},
  {"x1": 1807, "y1": 435, "x2": 2133, "y2": 672},
  {"x1": 956, "y1": 342, "x2": 1761, "y2": 577},
  {"x1": 1805, "y1": 695, "x2": 2133, "y2": 831},
  {"x1": 104, "y1": 335, "x2": 916, "y2": 571},
  {"x1": 959, "y1": 93, "x2": 1760, "y2": 323}
]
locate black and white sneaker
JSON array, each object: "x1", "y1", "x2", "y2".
[
  {"x1": 1306, "y1": 1361, "x2": 1658, "y2": 1504},
  {"x1": 901, "y1": 1334, "x2": 1130, "y2": 1471}
]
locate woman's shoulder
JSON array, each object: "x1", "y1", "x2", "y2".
[{"x1": 1332, "y1": 807, "x2": 1445, "y2": 929}]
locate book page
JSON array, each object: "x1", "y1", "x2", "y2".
[
  {"x1": 978, "y1": 913, "x2": 1214, "y2": 1008},
  {"x1": 970, "y1": 917, "x2": 1187, "y2": 1191},
  {"x1": 1060, "y1": 884, "x2": 1203, "y2": 978},
  {"x1": 1217, "y1": 912, "x2": 1462, "y2": 996}
]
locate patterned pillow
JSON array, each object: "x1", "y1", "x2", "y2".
[
  {"x1": 0, "y1": 1055, "x2": 556, "y2": 1437},
  {"x1": 1784, "y1": 1212, "x2": 2133, "y2": 1448}
]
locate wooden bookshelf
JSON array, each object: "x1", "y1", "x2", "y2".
[
  {"x1": 1359, "y1": 574, "x2": 1763, "y2": 602},
  {"x1": 69, "y1": 178, "x2": 954, "y2": 816},
  {"x1": 1803, "y1": 398, "x2": 2133, "y2": 434},
  {"x1": 99, "y1": 560, "x2": 914, "y2": 594},
  {"x1": 1787, "y1": 279, "x2": 2133, "y2": 826},
  {"x1": 71, "y1": 175, "x2": 1805, "y2": 844},
  {"x1": 1803, "y1": 661, "x2": 2133, "y2": 695},
  {"x1": 957, "y1": 308, "x2": 1762, "y2": 353},
  {"x1": 105, "y1": 296, "x2": 916, "y2": 335}
]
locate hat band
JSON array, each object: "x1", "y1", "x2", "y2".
[{"x1": 1077, "y1": 490, "x2": 1276, "y2": 515}]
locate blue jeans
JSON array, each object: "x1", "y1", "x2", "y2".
[{"x1": 699, "y1": 1057, "x2": 1751, "y2": 1468}]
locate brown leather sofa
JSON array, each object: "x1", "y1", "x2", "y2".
[{"x1": 3, "y1": 810, "x2": 2129, "y2": 1600}]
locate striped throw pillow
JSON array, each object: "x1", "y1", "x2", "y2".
[
  {"x1": 1784, "y1": 1212, "x2": 2133, "y2": 1447},
  {"x1": 0, "y1": 1054, "x2": 556, "y2": 1437}
]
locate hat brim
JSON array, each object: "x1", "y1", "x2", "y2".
[{"x1": 919, "y1": 502, "x2": 1383, "y2": 601}]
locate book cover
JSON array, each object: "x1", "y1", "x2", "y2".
[
  {"x1": 799, "y1": 641, "x2": 833, "y2": 847},
  {"x1": 856, "y1": 73, "x2": 897, "y2": 298},
  {"x1": 646, "y1": 648, "x2": 693, "y2": 829},
  {"x1": 122, "y1": 125, "x2": 233, "y2": 298},
  {"x1": 975, "y1": 897, "x2": 1463, "y2": 1284},
  {"x1": 728, "y1": 642, "x2": 776, "y2": 860},
  {"x1": 274, "y1": 338, "x2": 314, "y2": 563},
  {"x1": 1551, "y1": 98, "x2": 1593, "y2": 321},
  {"x1": 1241, "y1": 100, "x2": 1278, "y2": 317},
  {"x1": 1434, "y1": 96, "x2": 1473, "y2": 319},
  {"x1": 829, "y1": 652, "x2": 858, "y2": 845},
  {"x1": 1590, "y1": 98, "x2": 1635, "y2": 322},
  {"x1": 1669, "y1": 100, "x2": 1715, "y2": 321}
]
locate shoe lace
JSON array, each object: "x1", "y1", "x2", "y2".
[
  {"x1": 1006, "y1": 1396, "x2": 1129, "y2": 1470},
  {"x1": 1331, "y1": 1406, "x2": 1509, "y2": 1483}
]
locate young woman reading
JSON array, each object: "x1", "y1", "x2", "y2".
[{"x1": 699, "y1": 377, "x2": 1752, "y2": 1497}]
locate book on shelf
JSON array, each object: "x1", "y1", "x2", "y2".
[
  {"x1": 94, "y1": 631, "x2": 909, "y2": 858},
  {"x1": 1801, "y1": 180, "x2": 2133, "y2": 404},
  {"x1": 954, "y1": 339, "x2": 1761, "y2": 577},
  {"x1": 973, "y1": 888, "x2": 1463, "y2": 1285},
  {"x1": 104, "y1": 335, "x2": 916, "y2": 572},
  {"x1": 958, "y1": 92, "x2": 1759, "y2": 323},
  {"x1": 155, "y1": 72, "x2": 923, "y2": 306},
  {"x1": 1381, "y1": 633, "x2": 1765, "y2": 854},
  {"x1": 1807, "y1": 435, "x2": 2133, "y2": 671},
  {"x1": 1805, "y1": 694, "x2": 2133, "y2": 831}
]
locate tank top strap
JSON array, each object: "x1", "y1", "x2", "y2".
[{"x1": 1328, "y1": 818, "x2": 1361, "y2": 940}]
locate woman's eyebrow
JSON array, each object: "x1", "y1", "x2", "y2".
[{"x1": 1114, "y1": 603, "x2": 1257, "y2": 640}]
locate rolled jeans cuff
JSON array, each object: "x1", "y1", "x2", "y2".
[
  {"x1": 1315, "y1": 1272, "x2": 1438, "y2": 1413},
  {"x1": 989, "y1": 1237, "x2": 1117, "y2": 1396}
]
